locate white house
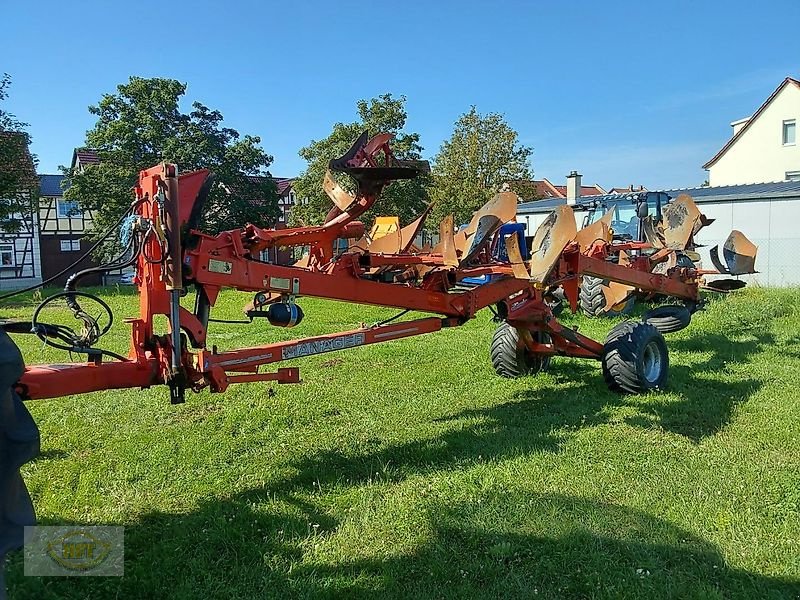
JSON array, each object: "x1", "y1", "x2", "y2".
[{"x1": 704, "y1": 77, "x2": 800, "y2": 185}]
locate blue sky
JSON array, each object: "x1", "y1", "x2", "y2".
[{"x1": 2, "y1": 0, "x2": 798, "y2": 190}]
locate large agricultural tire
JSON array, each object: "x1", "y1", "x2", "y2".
[
  {"x1": 642, "y1": 305, "x2": 691, "y2": 334},
  {"x1": 602, "y1": 321, "x2": 668, "y2": 394},
  {"x1": 579, "y1": 276, "x2": 634, "y2": 317},
  {"x1": 490, "y1": 322, "x2": 551, "y2": 378}
]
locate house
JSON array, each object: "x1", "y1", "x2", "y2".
[
  {"x1": 0, "y1": 133, "x2": 42, "y2": 290},
  {"x1": 246, "y1": 175, "x2": 297, "y2": 264},
  {"x1": 704, "y1": 77, "x2": 800, "y2": 186},
  {"x1": 37, "y1": 174, "x2": 101, "y2": 286},
  {"x1": 528, "y1": 177, "x2": 606, "y2": 199},
  {"x1": 274, "y1": 177, "x2": 297, "y2": 224}
]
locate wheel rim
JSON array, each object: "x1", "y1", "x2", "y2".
[{"x1": 642, "y1": 340, "x2": 662, "y2": 383}]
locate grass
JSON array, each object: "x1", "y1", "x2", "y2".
[{"x1": 3, "y1": 285, "x2": 800, "y2": 599}]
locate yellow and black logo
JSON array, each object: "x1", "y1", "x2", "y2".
[{"x1": 46, "y1": 529, "x2": 112, "y2": 571}]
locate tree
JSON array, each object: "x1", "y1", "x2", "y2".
[
  {"x1": 63, "y1": 76, "x2": 279, "y2": 238},
  {"x1": 0, "y1": 74, "x2": 38, "y2": 230},
  {"x1": 291, "y1": 94, "x2": 429, "y2": 227},
  {"x1": 430, "y1": 106, "x2": 532, "y2": 225}
]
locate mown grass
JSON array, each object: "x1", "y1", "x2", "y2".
[{"x1": 3, "y1": 285, "x2": 800, "y2": 599}]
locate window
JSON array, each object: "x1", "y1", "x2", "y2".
[
  {"x1": 57, "y1": 199, "x2": 80, "y2": 218},
  {"x1": 783, "y1": 120, "x2": 796, "y2": 146},
  {"x1": 0, "y1": 244, "x2": 14, "y2": 267},
  {"x1": 787, "y1": 171, "x2": 800, "y2": 182},
  {"x1": 289, "y1": 191, "x2": 296, "y2": 205},
  {"x1": 60, "y1": 239, "x2": 81, "y2": 252}
]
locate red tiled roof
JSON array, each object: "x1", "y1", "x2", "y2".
[
  {"x1": 551, "y1": 184, "x2": 606, "y2": 197},
  {"x1": 247, "y1": 175, "x2": 294, "y2": 197},
  {"x1": 526, "y1": 178, "x2": 606, "y2": 199},
  {"x1": 703, "y1": 77, "x2": 800, "y2": 169},
  {"x1": 531, "y1": 178, "x2": 563, "y2": 198},
  {"x1": 72, "y1": 149, "x2": 100, "y2": 167}
]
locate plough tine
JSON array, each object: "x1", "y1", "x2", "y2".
[
  {"x1": 662, "y1": 194, "x2": 703, "y2": 250},
  {"x1": 362, "y1": 132, "x2": 393, "y2": 157},
  {"x1": 528, "y1": 205, "x2": 577, "y2": 283},
  {"x1": 454, "y1": 191, "x2": 518, "y2": 257},
  {"x1": 575, "y1": 208, "x2": 613, "y2": 251},
  {"x1": 710, "y1": 230, "x2": 758, "y2": 275},
  {"x1": 438, "y1": 214, "x2": 459, "y2": 267},
  {"x1": 398, "y1": 205, "x2": 433, "y2": 253},
  {"x1": 323, "y1": 170, "x2": 355, "y2": 212},
  {"x1": 505, "y1": 233, "x2": 531, "y2": 280},
  {"x1": 601, "y1": 250, "x2": 633, "y2": 310},
  {"x1": 641, "y1": 215, "x2": 666, "y2": 249}
]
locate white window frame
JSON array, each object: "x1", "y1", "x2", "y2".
[
  {"x1": 782, "y1": 119, "x2": 796, "y2": 146},
  {"x1": 60, "y1": 239, "x2": 82, "y2": 252},
  {"x1": 0, "y1": 243, "x2": 15, "y2": 267},
  {"x1": 786, "y1": 170, "x2": 800, "y2": 182},
  {"x1": 57, "y1": 199, "x2": 80, "y2": 218}
]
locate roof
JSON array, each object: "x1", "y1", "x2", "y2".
[
  {"x1": 247, "y1": 175, "x2": 294, "y2": 196},
  {"x1": 518, "y1": 190, "x2": 656, "y2": 214},
  {"x1": 608, "y1": 186, "x2": 647, "y2": 194},
  {"x1": 273, "y1": 177, "x2": 293, "y2": 196},
  {"x1": 661, "y1": 180, "x2": 800, "y2": 203},
  {"x1": 528, "y1": 178, "x2": 605, "y2": 199},
  {"x1": 519, "y1": 180, "x2": 800, "y2": 214},
  {"x1": 71, "y1": 149, "x2": 100, "y2": 168},
  {"x1": 38, "y1": 174, "x2": 66, "y2": 196},
  {"x1": 703, "y1": 77, "x2": 800, "y2": 169}
]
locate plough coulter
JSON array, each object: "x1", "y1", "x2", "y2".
[{"x1": 0, "y1": 132, "x2": 757, "y2": 564}]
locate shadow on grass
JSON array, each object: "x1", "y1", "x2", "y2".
[
  {"x1": 262, "y1": 330, "x2": 767, "y2": 495},
  {"x1": 8, "y1": 492, "x2": 799, "y2": 599},
  {"x1": 646, "y1": 330, "x2": 772, "y2": 441},
  {"x1": 5, "y1": 324, "x2": 785, "y2": 597}
]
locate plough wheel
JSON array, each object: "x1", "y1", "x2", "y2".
[
  {"x1": 642, "y1": 304, "x2": 691, "y2": 334},
  {"x1": 490, "y1": 322, "x2": 550, "y2": 378},
  {"x1": 602, "y1": 321, "x2": 668, "y2": 393},
  {"x1": 579, "y1": 276, "x2": 633, "y2": 317}
]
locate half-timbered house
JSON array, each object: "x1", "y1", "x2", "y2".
[
  {"x1": 0, "y1": 132, "x2": 41, "y2": 290},
  {"x1": 37, "y1": 174, "x2": 101, "y2": 286}
]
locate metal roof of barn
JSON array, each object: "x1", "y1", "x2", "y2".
[
  {"x1": 660, "y1": 180, "x2": 800, "y2": 202},
  {"x1": 518, "y1": 190, "x2": 655, "y2": 214},
  {"x1": 518, "y1": 181, "x2": 800, "y2": 214}
]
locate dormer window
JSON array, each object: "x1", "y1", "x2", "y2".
[{"x1": 783, "y1": 120, "x2": 796, "y2": 146}]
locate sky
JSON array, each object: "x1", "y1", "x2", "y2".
[{"x1": 2, "y1": 0, "x2": 799, "y2": 191}]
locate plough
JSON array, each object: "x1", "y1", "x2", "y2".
[
  {"x1": 0, "y1": 132, "x2": 757, "y2": 566},
  {"x1": 577, "y1": 190, "x2": 756, "y2": 315}
]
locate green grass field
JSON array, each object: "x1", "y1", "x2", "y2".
[{"x1": 3, "y1": 286, "x2": 800, "y2": 599}]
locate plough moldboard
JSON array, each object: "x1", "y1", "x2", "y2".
[{"x1": 0, "y1": 132, "x2": 758, "y2": 566}]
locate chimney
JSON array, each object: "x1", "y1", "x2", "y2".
[{"x1": 566, "y1": 171, "x2": 582, "y2": 205}]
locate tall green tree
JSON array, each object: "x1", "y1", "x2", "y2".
[
  {"x1": 291, "y1": 94, "x2": 429, "y2": 226},
  {"x1": 0, "y1": 74, "x2": 38, "y2": 231},
  {"x1": 430, "y1": 106, "x2": 532, "y2": 225},
  {"x1": 63, "y1": 76, "x2": 279, "y2": 237}
]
